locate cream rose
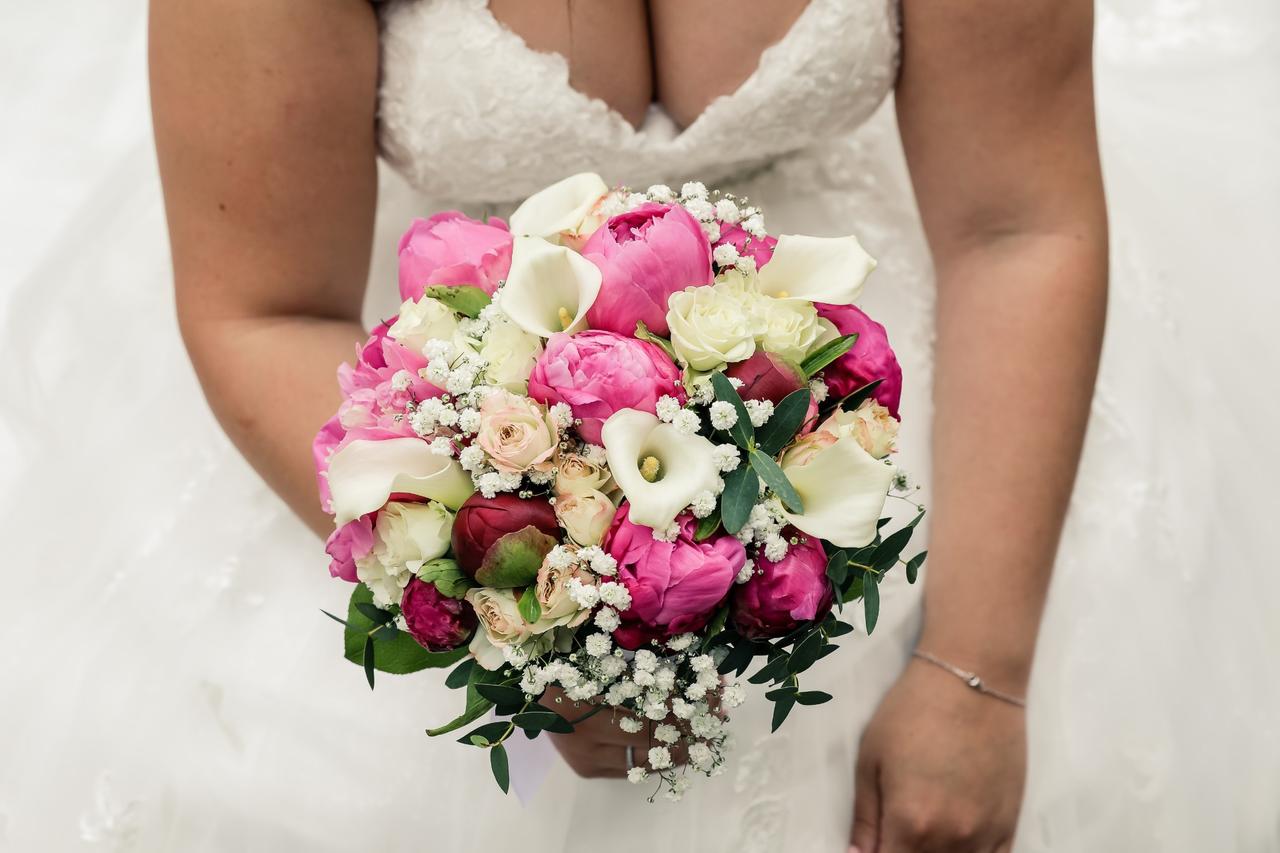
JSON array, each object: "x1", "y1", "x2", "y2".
[
  {"x1": 555, "y1": 488, "x2": 617, "y2": 547},
  {"x1": 553, "y1": 451, "x2": 615, "y2": 498},
  {"x1": 387, "y1": 295, "x2": 461, "y2": 353},
  {"x1": 756, "y1": 296, "x2": 827, "y2": 363},
  {"x1": 466, "y1": 587, "x2": 562, "y2": 670},
  {"x1": 666, "y1": 285, "x2": 757, "y2": 371},
  {"x1": 480, "y1": 312, "x2": 544, "y2": 393},
  {"x1": 779, "y1": 429, "x2": 838, "y2": 470},
  {"x1": 354, "y1": 500, "x2": 455, "y2": 608},
  {"x1": 476, "y1": 390, "x2": 559, "y2": 475},
  {"x1": 819, "y1": 401, "x2": 899, "y2": 459},
  {"x1": 534, "y1": 553, "x2": 595, "y2": 627}
]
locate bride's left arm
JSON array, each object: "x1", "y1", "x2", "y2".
[{"x1": 851, "y1": 2, "x2": 1107, "y2": 851}]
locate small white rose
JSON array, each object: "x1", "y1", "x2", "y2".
[
  {"x1": 666, "y1": 285, "x2": 757, "y2": 371},
  {"x1": 553, "y1": 451, "x2": 615, "y2": 498},
  {"x1": 387, "y1": 296, "x2": 461, "y2": 353},
  {"x1": 479, "y1": 312, "x2": 544, "y2": 393},
  {"x1": 555, "y1": 488, "x2": 617, "y2": 547},
  {"x1": 755, "y1": 296, "x2": 826, "y2": 363}
]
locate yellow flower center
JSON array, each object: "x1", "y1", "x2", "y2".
[
  {"x1": 557, "y1": 306, "x2": 574, "y2": 331},
  {"x1": 639, "y1": 455, "x2": 662, "y2": 482}
]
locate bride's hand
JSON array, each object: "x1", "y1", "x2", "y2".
[
  {"x1": 540, "y1": 687, "x2": 686, "y2": 779},
  {"x1": 849, "y1": 658, "x2": 1026, "y2": 852}
]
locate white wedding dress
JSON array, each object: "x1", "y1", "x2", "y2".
[{"x1": 2, "y1": 0, "x2": 1279, "y2": 851}]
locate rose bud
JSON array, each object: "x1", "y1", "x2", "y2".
[
  {"x1": 450, "y1": 492, "x2": 561, "y2": 587},
  {"x1": 730, "y1": 533, "x2": 834, "y2": 639},
  {"x1": 400, "y1": 576, "x2": 478, "y2": 652},
  {"x1": 814, "y1": 302, "x2": 903, "y2": 417},
  {"x1": 724, "y1": 349, "x2": 807, "y2": 405}
]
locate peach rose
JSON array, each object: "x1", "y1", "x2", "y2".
[
  {"x1": 476, "y1": 390, "x2": 559, "y2": 475},
  {"x1": 554, "y1": 488, "x2": 617, "y2": 547},
  {"x1": 819, "y1": 401, "x2": 899, "y2": 460},
  {"x1": 553, "y1": 451, "x2": 615, "y2": 498}
]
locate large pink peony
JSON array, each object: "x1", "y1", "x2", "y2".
[
  {"x1": 730, "y1": 532, "x2": 834, "y2": 639},
  {"x1": 527, "y1": 331, "x2": 684, "y2": 445},
  {"x1": 323, "y1": 512, "x2": 375, "y2": 582},
  {"x1": 815, "y1": 303, "x2": 903, "y2": 418},
  {"x1": 397, "y1": 211, "x2": 513, "y2": 301},
  {"x1": 401, "y1": 577, "x2": 478, "y2": 652},
  {"x1": 602, "y1": 505, "x2": 745, "y2": 649},
  {"x1": 583, "y1": 203, "x2": 713, "y2": 336}
]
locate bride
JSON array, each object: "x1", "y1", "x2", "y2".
[{"x1": 143, "y1": 0, "x2": 1106, "y2": 850}]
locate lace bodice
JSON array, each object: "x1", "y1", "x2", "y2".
[{"x1": 376, "y1": 0, "x2": 901, "y2": 204}]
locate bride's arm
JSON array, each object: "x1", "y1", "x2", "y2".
[
  {"x1": 853, "y1": 2, "x2": 1107, "y2": 851},
  {"x1": 150, "y1": 0, "x2": 379, "y2": 536}
]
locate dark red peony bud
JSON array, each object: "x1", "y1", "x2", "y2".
[
  {"x1": 725, "y1": 350, "x2": 807, "y2": 406},
  {"x1": 400, "y1": 577, "x2": 477, "y2": 652},
  {"x1": 450, "y1": 492, "x2": 561, "y2": 587},
  {"x1": 730, "y1": 532, "x2": 834, "y2": 639}
]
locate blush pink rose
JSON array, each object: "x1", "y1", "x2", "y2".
[
  {"x1": 815, "y1": 303, "x2": 903, "y2": 418},
  {"x1": 324, "y1": 512, "x2": 375, "y2": 582},
  {"x1": 603, "y1": 505, "x2": 745, "y2": 650},
  {"x1": 527, "y1": 331, "x2": 684, "y2": 445},
  {"x1": 730, "y1": 532, "x2": 834, "y2": 639},
  {"x1": 397, "y1": 211, "x2": 513, "y2": 301},
  {"x1": 583, "y1": 203, "x2": 713, "y2": 336},
  {"x1": 716, "y1": 222, "x2": 777, "y2": 269},
  {"x1": 401, "y1": 577, "x2": 478, "y2": 652}
]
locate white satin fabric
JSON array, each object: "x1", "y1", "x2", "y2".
[{"x1": 1, "y1": 1, "x2": 1278, "y2": 850}]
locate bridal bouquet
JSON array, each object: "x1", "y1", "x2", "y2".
[{"x1": 314, "y1": 174, "x2": 925, "y2": 800}]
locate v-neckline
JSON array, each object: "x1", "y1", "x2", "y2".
[{"x1": 476, "y1": 0, "x2": 821, "y2": 143}]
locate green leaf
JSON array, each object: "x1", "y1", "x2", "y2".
[
  {"x1": 842, "y1": 574, "x2": 864, "y2": 604},
  {"x1": 788, "y1": 631, "x2": 826, "y2": 675},
  {"x1": 701, "y1": 605, "x2": 731, "y2": 651},
  {"x1": 755, "y1": 389, "x2": 813, "y2": 457},
  {"x1": 863, "y1": 575, "x2": 880, "y2": 635},
  {"x1": 800, "y1": 333, "x2": 858, "y2": 378},
  {"x1": 362, "y1": 636, "x2": 375, "y2": 690},
  {"x1": 458, "y1": 721, "x2": 511, "y2": 746},
  {"x1": 795, "y1": 690, "x2": 833, "y2": 706},
  {"x1": 720, "y1": 463, "x2": 759, "y2": 535},
  {"x1": 517, "y1": 586, "x2": 542, "y2": 624},
  {"x1": 512, "y1": 710, "x2": 574, "y2": 734},
  {"x1": 634, "y1": 320, "x2": 679, "y2": 362},
  {"x1": 445, "y1": 658, "x2": 477, "y2": 690},
  {"x1": 826, "y1": 620, "x2": 855, "y2": 638},
  {"x1": 905, "y1": 550, "x2": 928, "y2": 584},
  {"x1": 749, "y1": 450, "x2": 803, "y2": 514},
  {"x1": 717, "y1": 640, "x2": 755, "y2": 676},
  {"x1": 835, "y1": 378, "x2": 884, "y2": 413},
  {"x1": 372, "y1": 624, "x2": 401, "y2": 642},
  {"x1": 423, "y1": 284, "x2": 491, "y2": 319},
  {"x1": 490, "y1": 743, "x2": 510, "y2": 794},
  {"x1": 417, "y1": 558, "x2": 473, "y2": 600},
  {"x1": 748, "y1": 655, "x2": 790, "y2": 685},
  {"x1": 475, "y1": 683, "x2": 527, "y2": 711},
  {"x1": 694, "y1": 509, "x2": 722, "y2": 541},
  {"x1": 825, "y1": 549, "x2": 850, "y2": 587},
  {"x1": 320, "y1": 609, "x2": 348, "y2": 627},
  {"x1": 355, "y1": 602, "x2": 394, "y2": 625},
  {"x1": 765, "y1": 687, "x2": 796, "y2": 702},
  {"x1": 709, "y1": 371, "x2": 755, "y2": 449},
  {"x1": 426, "y1": 697, "x2": 494, "y2": 738},
  {"x1": 475, "y1": 527, "x2": 557, "y2": 588},
  {"x1": 771, "y1": 693, "x2": 797, "y2": 732},
  {"x1": 343, "y1": 584, "x2": 469, "y2": 675}
]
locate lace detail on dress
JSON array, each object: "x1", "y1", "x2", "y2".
[{"x1": 376, "y1": 0, "x2": 901, "y2": 204}]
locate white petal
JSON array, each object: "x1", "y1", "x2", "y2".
[
  {"x1": 781, "y1": 436, "x2": 894, "y2": 547},
  {"x1": 757, "y1": 234, "x2": 877, "y2": 306},
  {"x1": 509, "y1": 172, "x2": 610, "y2": 240},
  {"x1": 602, "y1": 409, "x2": 721, "y2": 531},
  {"x1": 502, "y1": 236, "x2": 602, "y2": 338},
  {"x1": 327, "y1": 437, "x2": 475, "y2": 524}
]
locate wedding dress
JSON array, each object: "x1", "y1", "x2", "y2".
[{"x1": 2, "y1": 0, "x2": 1278, "y2": 851}]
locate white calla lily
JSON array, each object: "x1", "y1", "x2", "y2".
[
  {"x1": 327, "y1": 437, "x2": 474, "y2": 524},
  {"x1": 508, "y1": 172, "x2": 610, "y2": 243},
  {"x1": 602, "y1": 409, "x2": 722, "y2": 532},
  {"x1": 500, "y1": 236, "x2": 603, "y2": 337},
  {"x1": 756, "y1": 233, "x2": 877, "y2": 306},
  {"x1": 780, "y1": 434, "x2": 895, "y2": 548}
]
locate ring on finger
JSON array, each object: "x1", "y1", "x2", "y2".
[{"x1": 625, "y1": 744, "x2": 635, "y2": 771}]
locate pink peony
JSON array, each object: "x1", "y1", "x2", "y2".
[
  {"x1": 400, "y1": 577, "x2": 478, "y2": 652},
  {"x1": 716, "y1": 222, "x2": 776, "y2": 269},
  {"x1": 397, "y1": 211, "x2": 513, "y2": 301},
  {"x1": 603, "y1": 505, "x2": 745, "y2": 650},
  {"x1": 815, "y1": 303, "x2": 903, "y2": 418},
  {"x1": 583, "y1": 203, "x2": 713, "y2": 336},
  {"x1": 323, "y1": 512, "x2": 376, "y2": 582},
  {"x1": 527, "y1": 331, "x2": 684, "y2": 445},
  {"x1": 730, "y1": 533, "x2": 834, "y2": 639}
]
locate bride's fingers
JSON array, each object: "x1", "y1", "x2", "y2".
[{"x1": 849, "y1": 752, "x2": 880, "y2": 853}]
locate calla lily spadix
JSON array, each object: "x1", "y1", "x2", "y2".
[
  {"x1": 501, "y1": 235, "x2": 603, "y2": 338},
  {"x1": 327, "y1": 437, "x2": 475, "y2": 525},
  {"x1": 756, "y1": 233, "x2": 877, "y2": 307},
  {"x1": 601, "y1": 409, "x2": 722, "y2": 532},
  {"x1": 780, "y1": 434, "x2": 896, "y2": 548},
  {"x1": 508, "y1": 172, "x2": 610, "y2": 244}
]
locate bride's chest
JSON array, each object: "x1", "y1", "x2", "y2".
[{"x1": 376, "y1": 0, "x2": 901, "y2": 204}]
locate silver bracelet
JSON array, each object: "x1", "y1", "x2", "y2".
[{"x1": 912, "y1": 650, "x2": 1027, "y2": 708}]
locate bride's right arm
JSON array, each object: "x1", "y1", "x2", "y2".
[{"x1": 150, "y1": 0, "x2": 379, "y2": 536}]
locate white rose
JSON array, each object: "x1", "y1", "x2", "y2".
[
  {"x1": 756, "y1": 295, "x2": 826, "y2": 363},
  {"x1": 388, "y1": 296, "x2": 461, "y2": 353},
  {"x1": 373, "y1": 500, "x2": 454, "y2": 564},
  {"x1": 666, "y1": 285, "x2": 757, "y2": 371},
  {"x1": 466, "y1": 587, "x2": 558, "y2": 670},
  {"x1": 553, "y1": 452, "x2": 615, "y2": 498},
  {"x1": 534, "y1": 554, "x2": 594, "y2": 627},
  {"x1": 554, "y1": 488, "x2": 617, "y2": 547},
  {"x1": 819, "y1": 401, "x2": 899, "y2": 459},
  {"x1": 479, "y1": 312, "x2": 543, "y2": 393}
]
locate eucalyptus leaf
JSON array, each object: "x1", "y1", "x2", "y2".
[
  {"x1": 748, "y1": 655, "x2": 790, "y2": 685},
  {"x1": 749, "y1": 450, "x2": 803, "y2": 513},
  {"x1": 755, "y1": 389, "x2": 813, "y2": 456},
  {"x1": 423, "y1": 284, "x2": 491, "y2": 319},
  {"x1": 425, "y1": 697, "x2": 494, "y2": 738},
  {"x1": 825, "y1": 549, "x2": 850, "y2": 586},
  {"x1": 771, "y1": 693, "x2": 797, "y2": 732},
  {"x1": 864, "y1": 575, "x2": 880, "y2": 635},
  {"x1": 512, "y1": 710, "x2": 574, "y2": 734},
  {"x1": 800, "y1": 333, "x2": 858, "y2": 378},
  {"x1": 445, "y1": 658, "x2": 477, "y2": 690},
  {"x1": 490, "y1": 743, "x2": 510, "y2": 794},
  {"x1": 372, "y1": 624, "x2": 400, "y2": 642},
  {"x1": 905, "y1": 550, "x2": 928, "y2": 584},
  {"x1": 475, "y1": 683, "x2": 527, "y2": 711},
  {"x1": 517, "y1": 586, "x2": 542, "y2": 624},
  {"x1": 694, "y1": 509, "x2": 722, "y2": 541},
  {"x1": 826, "y1": 620, "x2": 855, "y2": 638},
  {"x1": 795, "y1": 690, "x2": 834, "y2": 706},
  {"x1": 458, "y1": 721, "x2": 511, "y2": 746},
  {"x1": 835, "y1": 378, "x2": 884, "y2": 413},
  {"x1": 701, "y1": 605, "x2": 731, "y2": 651},
  {"x1": 355, "y1": 602, "x2": 394, "y2": 625},
  {"x1": 362, "y1": 637, "x2": 375, "y2": 690},
  {"x1": 720, "y1": 464, "x2": 759, "y2": 535},
  {"x1": 709, "y1": 371, "x2": 755, "y2": 448},
  {"x1": 843, "y1": 575, "x2": 864, "y2": 604},
  {"x1": 788, "y1": 631, "x2": 825, "y2": 675}
]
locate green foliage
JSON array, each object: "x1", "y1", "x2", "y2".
[
  {"x1": 709, "y1": 371, "x2": 755, "y2": 449},
  {"x1": 342, "y1": 584, "x2": 468, "y2": 678},
  {"x1": 749, "y1": 449, "x2": 803, "y2": 513},
  {"x1": 834, "y1": 378, "x2": 884, "y2": 413},
  {"x1": 423, "y1": 284, "x2": 491, "y2": 318},
  {"x1": 800, "y1": 333, "x2": 858, "y2": 377},
  {"x1": 517, "y1": 586, "x2": 542, "y2": 624},
  {"x1": 694, "y1": 509, "x2": 722, "y2": 541},
  {"x1": 634, "y1": 320, "x2": 679, "y2": 362},
  {"x1": 490, "y1": 743, "x2": 510, "y2": 793},
  {"x1": 863, "y1": 573, "x2": 880, "y2": 634},
  {"x1": 755, "y1": 389, "x2": 813, "y2": 456},
  {"x1": 719, "y1": 464, "x2": 759, "y2": 534},
  {"x1": 417, "y1": 558, "x2": 473, "y2": 599},
  {"x1": 905, "y1": 550, "x2": 928, "y2": 584}
]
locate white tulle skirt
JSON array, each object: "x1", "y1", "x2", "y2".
[{"x1": 2, "y1": 1, "x2": 1278, "y2": 851}]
